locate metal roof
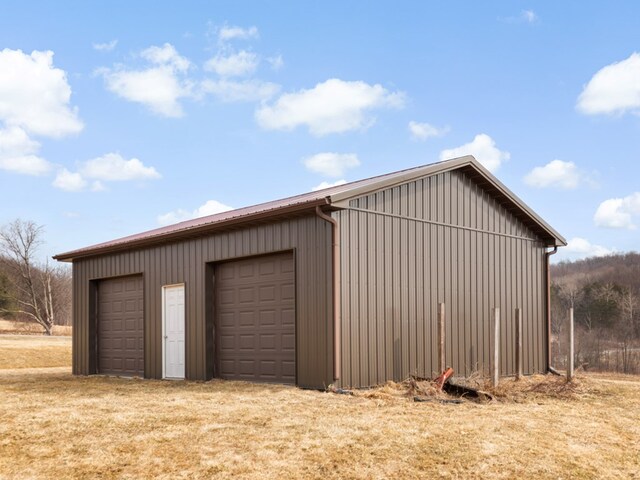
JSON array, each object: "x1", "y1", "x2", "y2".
[{"x1": 54, "y1": 155, "x2": 566, "y2": 261}]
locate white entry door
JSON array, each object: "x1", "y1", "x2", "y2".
[{"x1": 163, "y1": 284, "x2": 185, "y2": 379}]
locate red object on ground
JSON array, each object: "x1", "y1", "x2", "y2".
[{"x1": 434, "y1": 367, "x2": 454, "y2": 390}]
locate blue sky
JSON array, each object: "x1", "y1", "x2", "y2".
[{"x1": 0, "y1": 1, "x2": 639, "y2": 263}]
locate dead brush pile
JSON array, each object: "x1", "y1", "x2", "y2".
[
  {"x1": 460, "y1": 372, "x2": 610, "y2": 403},
  {"x1": 332, "y1": 376, "x2": 459, "y2": 403},
  {"x1": 332, "y1": 372, "x2": 611, "y2": 405}
]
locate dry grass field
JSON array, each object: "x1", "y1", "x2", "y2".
[
  {"x1": 0, "y1": 319, "x2": 72, "y2": 336},
  {"x1": 1, "y1": 336, "x2": 639, "y2": 479},
  {"x1": 0, "y1": 335, "x2": 71, "y2": 369}
]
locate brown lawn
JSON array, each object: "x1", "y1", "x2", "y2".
[
  {"x1": 1, "y1": 335, "x2": 639, "y2": 479},
  {"x1": 0, "y1": 335, "x2": 72, "y2": 369},
  {"x1": 0, "y1": 319, "x2": 72, "y2": 336}
]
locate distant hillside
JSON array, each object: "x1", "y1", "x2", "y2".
[
  {"x1": 550, "y1": 252, "x2": 640, "y2": 374},
  {"x1": 552, "y1": 252, "x2": 640, "y2": 294}
]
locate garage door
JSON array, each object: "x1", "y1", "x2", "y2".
[
  {"x1": 215, "y1": 252, "x2": 295, "y2": 384},
  {"x1": 97, "y1": 275, "x2": 144, "y2": 376}
]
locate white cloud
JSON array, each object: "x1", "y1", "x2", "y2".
[
  {"x1": 93, "y1": 40, "x2": 118, "y2": 52},
  {"x1": 194, "y1": 199, "x2": 233, "y2": 217},
  {"x1": 80, "y1": 153, "x2": 161, "y2": 181},
  {"x1": 218, "y1": 25, "x2": 259, "y2": 43},
  {"x1": 312, "y1": 179, "x2": 347, "y2": 191},
  {"x1": 303, "y1": 153, "x2": 360, "y2": 178},
  {"x1": 439, "y1": 134, "x2": 510, "y2": 172},
  {"x1": 52, "y1": 168, "x2": 87, "y2": 191},
  {"x1": 101, "y1": 67, "x2": 189, "y2": 117},
  {"x1": 140, "y1": 43, "x2": 190, "y2": 72},
  {"x1": 204, "y1": 50, "x2": 259, "y2": 77},
  {"x1": 522, "y1": 10, "x2": 537, "y2": 23},
  {"x1": 524, "y1": 160, "x2": 581, "y2": 189},
  {"x1": 255, "y1": 78, "x2": 405, "y2": 136},
  {"x1": 408, "y1": 121, "x2": 449, "y2": 141},
  {"x1": 99, "y1": 43, "x2": 192, "y2": 117},
  {"x1": 98, "y1": 35, "x2": 285, "y2": 115},
  {"x1": 158, "y1": 199, "x2": 233, "y2": 225},
  {"x1": 500, "y1": 10, "x2": 539, "y2": 25},
  {"x1": 594, "y1": 192, "x2": 640, "y2": 229},
  {"x1": 201, "y1": 79, "x2": 279, "y2": 102},
  {"x1": 0, "y1": 48, "x2": 83, "y2": 138},
  {"x1": 577, "y1": 52, "x2": 640, "y2": 116},
  {"x1": 0, "y1": 154, "x2": 50, "y2": 176},
  {"x1": 91, "y1": 180, "x2": 106, "y2": 192},
  {"x1": 52, "y1": 153, "x2": 160, "y2": 192},
  {"x1": 557, "y1": 237, "x2": 614, "y2": 262},
  {"x1": 267, "y1": 54, "x2": 284, "y2": 71},
  {"x1": 0, "y1": 126, "x2": 51, "y2": 175}
]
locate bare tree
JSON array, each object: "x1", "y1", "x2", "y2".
[
  {"x1": 51, "y1": 266, "x2": 72, "y2": 326},
  {"x1": 0, "y1": 219, "x2": 57, "y2": 335},
  {"x1": 618, "y1": 289, "x2": 639, "y2": 373}
]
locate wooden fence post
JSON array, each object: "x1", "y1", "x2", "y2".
[
  {"x1": 493, "y1": 307, "x2": 500, "y2": 387},
  {"x1": 568, "y1": 307, "x2": 574, "y2": 380},
  {"x1": 438, "y1": 302, "x2": 445, "y2": 373},
  {"x1": 515, "y1": 307, "x2": 522, "y2": 380}
]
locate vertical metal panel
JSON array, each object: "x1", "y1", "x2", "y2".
[
  {"x1": 413, "y1": 180, "x2": 423, "y2": 376},
  {"x1": 70, "y1": 215, "x2": 333, "y2": 388},
  {"x1": 340, "y1": 169, "x2": 549, "y2": 387},
  {"x1": 374, "y1": 196, "x2": 385, "y2": 384}
]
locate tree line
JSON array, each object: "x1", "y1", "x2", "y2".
[
  {"x1": 551, "y1": 252, "x2": 640, "y2": 374},
  {"x1": 0, "y1": 219, "x2": 71, "y2": 334}
]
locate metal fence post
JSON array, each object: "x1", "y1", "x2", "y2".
[
  {"x1": 438, "y1": 302, "x2": 445, "y2": 373},
  {"x1": 493, "y1": 307, "x2": 500, "y2": 387},
  {"x1": 568, "y1": 307, "x2": 574, "y2": 380},
  {"x1": 516, "y1": 307, "x2": 522, "y2": 380}
]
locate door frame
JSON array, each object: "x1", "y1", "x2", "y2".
[{"x1": 162, "y1": 283, "x2": 186, "y2": 380}]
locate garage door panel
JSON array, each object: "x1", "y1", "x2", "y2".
[
  {"x1": 281, "y1": 283, "x2": 295, "y2": 301},
  {"x1": 239, "y1": 334, "x2": 255, "y2": 350},
  {"x1": 219, "y1": 312, "x2": 235, "y2": 327},
  {"x1": 239, "y1": 311, "x2": 255, "y2": 326},
  {"x1": 259, "y1": 260, "x2": 275, "y2": 275},
  {"x1": 281, "y1": 333, "x2": 295, "y2": 351},
  {"x1": 98, "y1": 275, "x2": 144, "y2": 377},
  {"x1": 215, "y1": 252, "x2": 295, "y2": 385},
  {"x1": 260, "y1": 360, "x2": 276, "y2": 376},
  {"x1": 259, "y1": 285, "x2": 275, "y2": 302},
  {"x1": 220, "y1": 334, "x2": 236, "y2": 350},
  {"x1": 239, "y1": 263, "x2": 255, "y2": 278},
  {"x1": 124, "y1": 278, "x2": 138, "y2": 292},
  {"x1": 239, "y1": 360, "x2": 255, "y2": 375},
  {"x1": 281, "y1": 308, "x2": 295, "y2": 326},
  {"x1": 282, "y1": 361, "x2": 295, "y2": 379},
  {"x1": 238, "y1": 287, "x2": 255, "y2": 303},
  {"x1": 281, "y1": 262, "x2": 294, "y2": 274},
  {"x1": 259, "y1": 334, "x2": 276, "y2": 350},
  {"x1": 218, "y1": 288, "x2": 235, "y2": 305},
  {"x1": 259, "y1": 310, "x2": 275, "y2": 326}
]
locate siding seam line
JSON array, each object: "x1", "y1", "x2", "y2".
[{"x1": 342, "y1": 207, "x2": 540, "y2": 242}]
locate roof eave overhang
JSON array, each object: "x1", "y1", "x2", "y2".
[{"x1": 53, "y1": 197, "x2": 330, "y2": 262}]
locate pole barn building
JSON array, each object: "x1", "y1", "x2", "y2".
[{"x1": 54, "y1": 156, "x2": 566, "y2": 389}]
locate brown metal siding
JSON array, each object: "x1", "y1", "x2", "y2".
[
  {"x1": 337, "y1": 170, "x2": 548, "y2": 388},
  {"x1": 71, "y1": 216, "x2": 332, "y2": 388}
]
